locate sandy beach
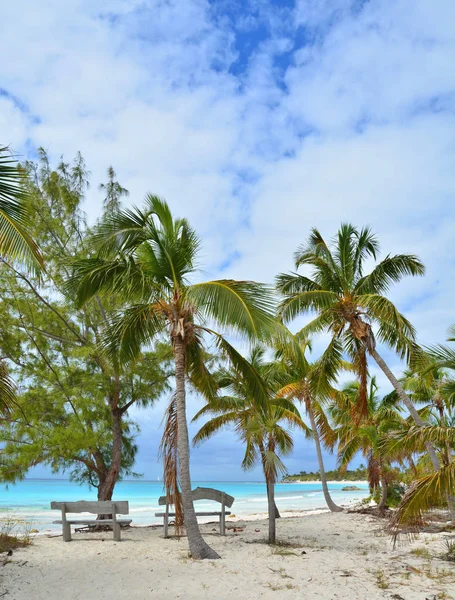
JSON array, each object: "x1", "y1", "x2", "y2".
[{"x1": 2, "y1": 511, "x2": 454, "y2": 600}]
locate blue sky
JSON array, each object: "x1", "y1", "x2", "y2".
[{"x1": 1, "y1": 0, "x2": 454, "y2": 481}]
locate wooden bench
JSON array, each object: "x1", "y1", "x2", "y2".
[
  {"x1": 155, "y1": 487, "x2": 234, "y2": 538},
  {"x1": 50, "y1": 501, "x2": 131, "y2": 542}
]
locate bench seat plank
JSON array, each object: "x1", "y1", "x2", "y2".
[
  {"x1": 53, "y1": 519, "x2": 132, "y2": 525},
  {"x1": 50, "y1": 500, "x2": 128, "y2": 514}
]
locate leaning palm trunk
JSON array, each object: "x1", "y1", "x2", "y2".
[
  {"x1": 173, "y1": 335, "x2": 220, "y2": 559},
  {"x1": 369, "y1": 347, "x2": 441, "y2": 471},
  {"x1": 307, "y1": 402, "x2": 343, "y2": 512},
  {"x1": 266, "y1": 477, "x2": 276, "y2": 544}
]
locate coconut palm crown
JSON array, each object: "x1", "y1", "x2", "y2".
[
  {"x1": 68, "y1": 194, "x2": 277, "y2": 559},
  {"x1": 276, "y1": 224, "x2": 440, "y2": 471}
]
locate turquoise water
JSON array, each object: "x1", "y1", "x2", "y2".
[{"x1": 0, "y1": 479, "x2": 369, "y2": 532}]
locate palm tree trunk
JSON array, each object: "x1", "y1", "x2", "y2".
[
  {"x1": 266, "y1": 481, "x2": 280, "y2": 518},
  {"x1": 173, "y1": 335, "x2": 220, "y2": 560},
  {"x1": 378, "y1": 471, "x2": 388, "y2": 513},
  {"x1": 307, "y1": 402, "x2": 343, "y2": 512},
  {"x1": 369, "y1": 348, "x2": 441, "y2": 471},
  {"x1": 408, "y1": 456, "x2": 418, "y2": 477},
  {"x1": 267, "y1": 477, "x2": 276, "y2": 544}
]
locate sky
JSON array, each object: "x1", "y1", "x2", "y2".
[{"x1": 1, "y1": 0, "x2": 454, "y2": 482}]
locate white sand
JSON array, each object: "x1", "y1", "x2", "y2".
[{"x1": 2, "y1": 511, "x2": 454, "y2": 599}]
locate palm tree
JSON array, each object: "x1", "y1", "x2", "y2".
[
  {"x1": 0, "y1": 146, "x2": 43, "y2": 415},
  {"x1": 274, "y1": 335, "x2": 343, "y2": 512},
  {"x1": 331, "y1": 377, "x2": 404, "y2": 511},
  {"x1": 68, "y1": 195, "x2": 276, "y2": 559},
  {"x1": 193, "y1": 347, "x2": 307, "y2": 544},
  {"x1": 276, "y1": 224, "x2": 440, "y2": 471}
]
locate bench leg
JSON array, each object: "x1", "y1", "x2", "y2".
[
  {"x1": 220, "y1": 505, "x2": 226, "y2": 536},
  {"x1": 164, "y1": 513, "x2": 169, "y2": 538},
  {"x1": 63, "y1": 522, "x2": 72, "y2": 542},
  {"x1": 113, "y1": 522, "x2": 121, "y2": 542}
]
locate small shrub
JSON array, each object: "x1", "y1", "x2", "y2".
[
  {"x1": 0, "y1": 515, "x2": 33, "y2": 553},
  {"x1": 374, "y1": 569, "x2": 390, "y2": 589},
  {"x1": 443, "y1": 539, "x2": 455, "y2": 562},
  {"x1": 372, "y1": 483, "x2": 405, "y2": 508},
  {"x1": 411, "y1": 547, "x2": 431, "y2": 559}
]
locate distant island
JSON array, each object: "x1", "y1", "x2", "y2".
[{"x1": 282, "y1": 467, "x2": 367, "y2": 483}]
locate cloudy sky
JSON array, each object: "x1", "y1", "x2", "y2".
[{"x1": 2, "y1": 0, "x2": 454, "y2": 481}]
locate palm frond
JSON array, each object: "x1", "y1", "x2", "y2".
[
  {"x1": 68, "y1": 256, "x2": 153, "y2": 306},
  {"x1": 0, "y1": 360, "x2": 16, "y2": 415},
  {"x1": 427, "y1": 344, "x2": 455, "y2": 371},
  {"x1": 187, "y1": 280, "x2": 276, "y2": 341},
  {"x1": 296, "y1": 311, "x2": 334, "y2": 339},
  {"x1": 355, "y1": 254, "x2": 425, "y2": 295},
  {"x1": 352, "y1": 226, "x2": 379, "y2": 277},
  {"x1": 205, "y1": 331, "x2": 271, "y2": 411},
  {"x1": 102, "y1": 303, "x2": 167, "y2": 362},
  {"x1": 193, "y1": 411, "x2": 246, "y2": 446},
  {"x1": 389, "y1": 462, "x2": 455, "y2": 535},
  {"x1": 277, "y1": 290, "x2": 338, "y2": 323},
  {"x1": 159, "y1": 396, "x2": 184, "y2": 535},
  {"x1": 0, "y1": 147, "x2": 43, "y2": 272},
  {"x1": 185, "y1": 333, "x2": 218, "y2": 400}
]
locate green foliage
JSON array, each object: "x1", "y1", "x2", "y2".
[
  {"x1": 443, "y1": 539, "x2": 455, "y2": 562},
  {"x1": 282, "y1": 467, "x2": 368, "y2": 482},
  {"x1": 0, "y1": 150, "x2": 171, "y2": 491},
  {"x1": 372, "y1": 482, "x2": 405, "y2": 508}
]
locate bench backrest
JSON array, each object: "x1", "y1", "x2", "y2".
[
  {"x1": 158, "y1": 487, "x2": 234, "y2": 508},
  {"x1": 50, "y1": 500, "x2": 129, "y2": 514}
]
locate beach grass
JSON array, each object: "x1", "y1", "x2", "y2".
[{"x1": 0, "y1": 515, "x2": 33, "y2": 553}]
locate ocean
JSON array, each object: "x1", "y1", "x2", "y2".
[{"x1": 0, "y1": 479, "x2": 369, "y2": 532}]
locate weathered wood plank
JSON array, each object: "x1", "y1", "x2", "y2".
[
  {"x1": 220, "y1": 502, "x2": 226, "y2": 536},
  {"x1": 50, "y1": 500, "x2": 129, "y2": 514},
  {"x1": 158, "y1": 487, "x2": 234, "y2": 508},
  {"x1": 53, "y1": 520, "x2": 132, "y2": 525},
  {"x1": 62, "y1": 503, "x2": 71, "y2": 542}
]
